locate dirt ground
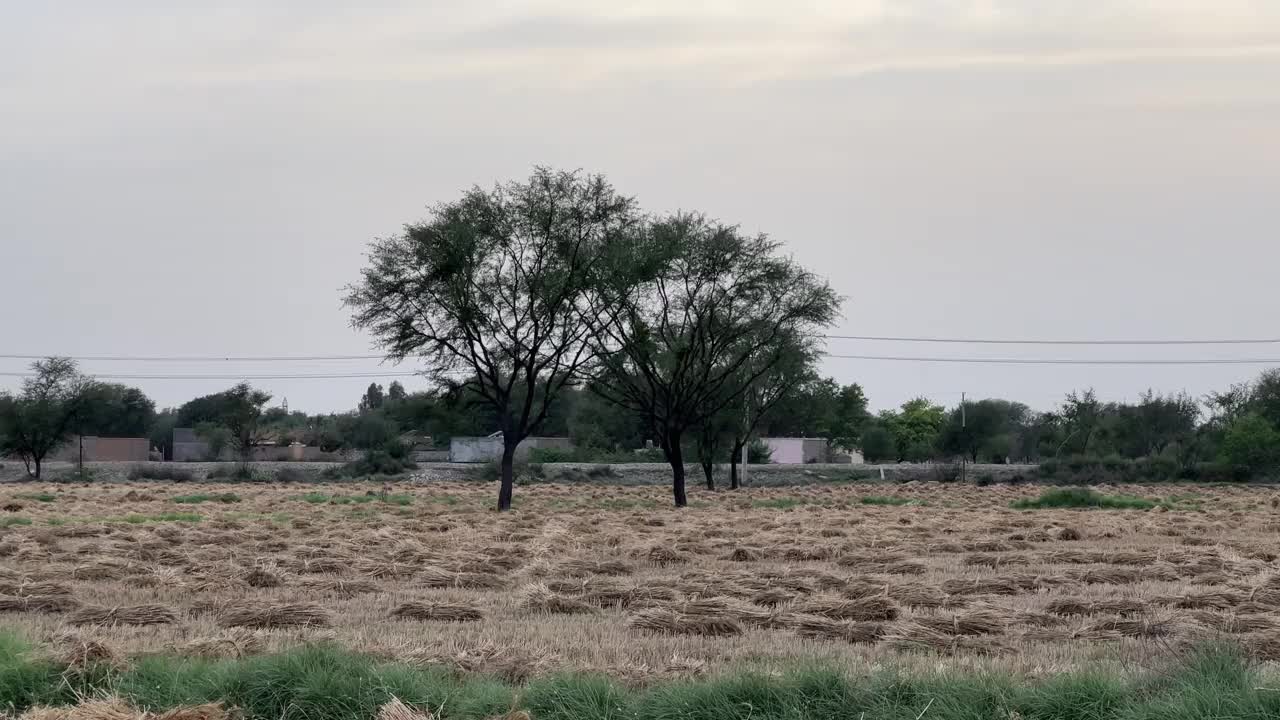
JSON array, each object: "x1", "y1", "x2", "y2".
[{"x1": 2, "y1": 480, "x2": 1278, "y2": 683}]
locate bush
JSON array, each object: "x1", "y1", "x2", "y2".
[
  {"x1": 127, "y1": 465, "x2": 196, "y2": 482},
  {"x1": 1220, "y1": 414, "x2": 1280, "y2": 477},
  {"x1": 273, "y1": 467, "x2": 314, "y2": 483},
  {"x1": 528, "y1": 447, "x2": 577, "y2": 463},
  {"x1": 1011, "y1": 487, "x2": 1156, "y2": 510},
  {"x1": 746, "y1": 439, "x2": 773, "y2": 464}
]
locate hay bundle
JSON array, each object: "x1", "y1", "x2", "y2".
[
  {"x1": 941, "y1": 575, "x2": 1039, "y2": 596},
  {"x1": 218, "y1": 602, "x2": 332, "y2": 629},
  {"x1": 244, "y1": 568, "x2": 282, "y2": 588},
  {"x1": 792, "y1": 615, "x2": 885, "y2": 644},
  {"x1": 1084, "y1": 613, "x2": 1183, "y2": 638},
  {"x1": 582, "y1": 582, "x2": 676, "y2": 609},
  {"x1": 645, "y1": 546, "x2": 688, "y2": 567},
  {"x1": 68, "y1": 604, "x2": 177, "y2": 626},
  {"x1": 153, "y1": 704, "x2": 232, "y2": 720},
  {"x1": 375, "y1": 697, "x2": 435, "y2": 720},
  {"x1": 178, "y1": 629, "x2": 265, "y2": 659},
  {"x1": 1188, "y1": 611, "x2": 1278, "y2": 634},
  {"x1": 723, "y1": 547, "x2": 765, "y2": 562},
  {"x1": 0, "y1": 580, "x2": 72, "y2": 597},
  {"x1": 357, "y1": 559, "x2": 418, "y2": 579},
  {"x1": 914, "y1": 608, "x2": 1007, "y2": 636},
  {"x1": 1169, "y1": 590, "x2": 1246, "y2": 610},
  {"x1": 299, "y1": 577, "x2": 378, "y2": 597},
  {"x1": 963, "y1": 553, "x2": 1028, "y2": 569},
  {"x1": 751, "y1": 588, "x2": 795, "y2": 607},
  {"x1": 626, "y1": 606, "x2": 743, "y2": 637},
  {"x1": 391, "y1": 601, "x2": 484, "y2": 623},
  {"x1": 17, "y1": 697, "x2": 144, "y2": 720},
  {"x1": 288, "y1": 557, "x2": 347, "y2": 574},
  {"x1": 1066, "y1": 567, "x2": 1141, "y2": 585},
  {"x1": 559, "y1": 559, "x2": 633, "y2": 577},
  {"x1": 1046, "y1": 598, "x2": 1146, "y2": 616},
  {"x1": 782, "y1": 546, "x2": 835, "y2": 562},
  {"x1": 1140, "y1": 564, "x2": 1183, "y2": 582},
  {"x1": 797, "y1": 595, "x2": 899, "y2": 622},
  {"x1": 519, "y1": 584, "x2": 596, "y2": 614},
  {"x1": 54, "y1": 633, "x2": 125, "y2": 670},
  {"x1": 0, "y1": 594, "x2": 80, "y2": 613},
  {"x1": 883, "y1": 583, "x2": 950, "y2": 609},
  {"x1": 1055, "y1": 527, "x2": 1082, "y2": 541},
  {"x1": 71, "y1": 562, "x2": 129, "y2": 581},
  {"x1": 418, "y1": 567, "x2": 506, "y2": 590}
]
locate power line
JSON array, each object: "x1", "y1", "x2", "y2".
[
  {"x1": 826, "y1": 354, "x2": 1280, "y2": 365},
  {"x1": 823, "y1": 334, "x2": 1280, "y2": 345},
  {"x1": 0, "y1": 371, "x2": 423, "y2": 380},
  {"x1": 0, "y1": 353, "x2": 384, "y2": 362}
]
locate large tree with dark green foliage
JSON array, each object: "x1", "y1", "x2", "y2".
[
  {"x1": 220, "y1": 383, "x2": 272, "y2": 468},
  {"x1": 346, "y1": 168, "x2": 638, "y2": 510},
  {"x1": 0, "y1": 357, "x2": 96, "y2": 478},
  {"x1": 938, "y1": 398, "x2": 1031, "y2": 463},
  {"x1": 878, "y1": 398, "x2": 946, "y2": 462},
  {"x1": 77, "y1": 383, "x2": 156, "y2": 438},
  {"x1": 586, "y1": 214, "x2": 841, "y2": 506}
]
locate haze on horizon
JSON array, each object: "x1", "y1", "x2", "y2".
[{"x1": 2, "y1": 1, "x2": 1278, "y2": 415}]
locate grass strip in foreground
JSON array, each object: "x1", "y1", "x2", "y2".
[{"x1": 2, "y1": 634, "x2": 1279, "y2": 720}]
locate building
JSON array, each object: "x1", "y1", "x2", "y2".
[
  {"x1": 52, "y1": 436, "x2": 151, "y2": 462},
  {"x1": 760, "y1": 437, "x2": 830, "y2": 464},
  {"x1": 449, "y1": 434, "x2": 573, "y2": 463}
]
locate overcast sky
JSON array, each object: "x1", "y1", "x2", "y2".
[{"x1": 2, "y1": 2, "x2": 1278, "y2": 416}]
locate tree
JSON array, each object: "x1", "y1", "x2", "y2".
[
  {"x1": 149, "y1": 409, "x2": 178, "y2": 460},
  {"x1": 586, "y1": 214, "x2": 840, "y2": 506},
  {"x1": 938, "y1": 399, "x2": 1030, "y2": 463},
  {"x1": 194, "y1": 421, "x2": 233, "y2": 460},
  {"x1": 347, "y1": 168, "x2": 638, "y2": 510},
  {"x1": 724, "y1": 334, "x2": 821, "y2": 489},
  {"x1": 1219, "y1": 414, "x2": 1280, "y2": 476},
  {"x1": 860, "y1": 425, "x2": 896, "y2": 463},
  {"x1": 78, "y1": 383, "x2": 156, "y2": 437},
  {"x1": 387, "y1": 381, "x2": 408, "y2": 402},
  {"x1": 1058, "y1": 389, "x2": 1102, "y2": 456},
  {"x1": 880, "y1": 398, "x2": 945, "y2": 462},
  {"x1": 220, "y1": 383, "x2": 272, "y2": 468},
  {"x1": 358, "y1": 383, "x2": 385, "y2": 413},
  {"x1": 0, "y1": 357, "x2": 95, "y2": 479}
]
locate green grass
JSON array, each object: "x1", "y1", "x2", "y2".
[
  {"x1": 859, "y1": 495, "x2": 924, "y2": 506},
  {"x1": 1011, "y1": 487, "x2": 1157, "y2": 510},
  {"x1": 0, "y1": 517, "x2": 33, "y2": 528},
  {"x1": 15, "y1": 493, "x2": 56, "y2": 503},
  {"x1": 0, "y1": 635, "x2": 1276, "y2": 720},
  {"x1": 172, "y1": 493, "x2": 242, "y2": 504}
]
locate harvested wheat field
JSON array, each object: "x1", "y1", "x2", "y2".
[{"x1": 2, "y1": 480, "x2": 1280, "y2": 684}]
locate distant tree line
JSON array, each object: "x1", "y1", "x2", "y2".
[{"x1": 4, "y1": 168, "x2": 1280, "y2": 508}]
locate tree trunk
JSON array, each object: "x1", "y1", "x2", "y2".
[
  {"x1": 702, "y1": 460, "x2": 715, "y2": 490},
  {"x1": 497, "y1": 442, "x2": 517, "y2": 511},
  {"x1": 33, "y1": 456, "x2": 42, "y2": 480},
  {"x1": 729, "y1": 440, "x2": 744, "y2": 489},
  {"x1": 666, "y1": 431, "x2": 688, "y2": 508}
]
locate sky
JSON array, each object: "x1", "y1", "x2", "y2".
[{"x1": 2, "y1": 1, "x2": 1279, "y2": 417}]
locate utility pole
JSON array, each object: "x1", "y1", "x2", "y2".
[{"x1": 960, "y1": 391, "x2": 967, "y2": 484}]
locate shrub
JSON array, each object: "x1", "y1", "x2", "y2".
[
  {"x1": 1220, "y1": 414, "x2": 1280, "y2": 477},
  {"x1": 127, "y1": 465, "x2": 195, "y2": 482},
  {"x1": 172, "y1": 493, "x2": 240, "y2": 504},
  {"x1": 528, "y1": 447, "x2": 577, "y2": 463},
  {"x1": 747, "y1": 438, "x2": 773, "y2": 464},
  {"x1": 273, "y1": 467, "x2": 313, "y2": 483},
  {"x1": 1011, "y1": 487, "x2": 1155, "y2": 510}
]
